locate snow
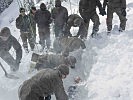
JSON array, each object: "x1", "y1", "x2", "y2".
[{"x1": 0, "y1": 0, "x2": 133, "y2": 100}]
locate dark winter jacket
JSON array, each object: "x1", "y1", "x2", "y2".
[
  {"x1": 19, "y1": 68, "x2": 68, "y2": 100},
  {"x1": 16, "y1": 14, "x2": 30, "y2": 32},
  {"x1": 103, "y1": 0, "x2": 126, "y2": 9},
  {"x1": 34, "y1": 9, "x2": 52, "y2": 28},
  {"x1": 51, "y1": 6, "x2": 68, "y2": 26},
  {"x1": 0, "y1": 35, "x2": 22, "y2": 61},
  {"x1": 63, "y1": 14, "x2": 87, "y2": 38},
  {"x1": 79, "y1": 0, "x2": 103, "y2": 19}
]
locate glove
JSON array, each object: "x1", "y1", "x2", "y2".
[
  {"x1": 121, "y1": 8, "x2": 126, "y2": 17},
  {"x1": 99, "y1": 8, "x2": 106, "y2": 16}
]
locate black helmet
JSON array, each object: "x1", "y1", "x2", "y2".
[
  {"x1": 19, "y1": 7, "x2": 25, "y2": 13},
  {"x1": 55, "y1": 0, "x2": 61, "y2": 7},
  {"x1": 40, "y1": 3, "x2": 46, "y2": 11},
  {"x1": 0, "y1": 27, "x2": 11, "y2": 37},
  {"x1": 57, "y1": 64, "x2": 69, "y2": 75}
]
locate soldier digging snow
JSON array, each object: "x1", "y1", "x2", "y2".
[
  {"x1": 19, "y1": 64, "x2": 69, "y2": 100},
  {"x1": 31, "y1": 53, "x2": 77, "y2": 70},
  {"x1": 51, "y1": 0, "x2": 68, "y2": 38},
  {"x1": 63, "y1": 14, "x2": 88, "y2": 39},
  {"x1": 0, "y1": 27, "x2": 22, "y2": 71},
  {"x1": 79, "y1": 0, "x2": 106, "y2": 37},
  {"x1": 34, "y1": 3, "x2": 52, "y2": 51},
  {"x1": 16, "y1": 7, "x2": 35, "y2": 53},
  {"x1": 103, "y1": 0, "x2": 127, "y2": 34}
]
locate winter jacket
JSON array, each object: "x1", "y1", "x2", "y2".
[
  {"x1": 16, "y1": 14, "x2": 30, "y2": 32},
  {"x1": 103, "y1": 0, "x2": 126, "y2": 9},
  {"x1": 0, "y1": 35, "x2": 22, "y2": 61},
  {"x1": 51, "y1": 6, "x2": 68, "y2": 26},
  {"x1": 63, "y1": 14, "x2": 87, "y2": 37},
  {"x1": 34, "y1": 9, "x2": 52, "y2": 28},
  {"x1": 28, "y1": 12, "x2": 36, "y2": 29},
  {"x1": 19, "y1": 68, "x2": 68, "y2": 100},
  {"x1": 53, "y1": 36, "x2": 86, "y2": 54},
  {"x1": 79, "y1": 0, "x2": 103, "y2": 19},
  {"x1": 35, "y1": 54, "x2": 66, "y2": 70}
]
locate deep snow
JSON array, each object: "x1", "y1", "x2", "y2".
[{"x1": 0, "y1": 0, "x2": 133, "y2": 100}]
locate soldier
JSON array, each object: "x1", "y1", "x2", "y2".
[
  {"x1": 103, "y1": 0, "x2": 127, "y2": 34},
  {"x1": 19, "y1": 64, "x2": 69, "y2": 100},
  {"x1": 0, "y1": 27, "x2": 22, "y2": 71},
  {"x1": 79, "y1": 0, "x2": 106, "y2": 37},
  {"x1": 28, "y1": 6, "x2": 37, "y2": 43},
  {"x1": 53, "y1": 36, "x2": 86, "y2": 54},
  {"x1": 63, "y1": 14, "x2": 87, "y2": 39},
  {"x1": 31, "y1": 53, "x2": 77, "y2": 70},
  {"x1": 16, "y1": 7, "x2": 35, "y2": 53},
  {"x1": 51, "y1": 0, "x2": 68, "y2": 38},
  {"x1": 34, "y1": 3, "x2": 52, "y2": 51}
]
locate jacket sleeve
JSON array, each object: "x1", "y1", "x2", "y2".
[
  {"x1": 54, "y1": 79, "x2": 68, "y2": 100},
  {"x1": 64, "y1": 8, "x2": 68, "y2": 23},
  {"x1": 121, "y1": 0, "x2": 126, "y2": 8},
  {"x1": 103, "y1": 0, "x2": 108, "y2": 10},
  {"x1": 16, "y1": 17, "x2": 21, "y2": 29},
  {"x1": 51, "y1": 8, "x2": 56, "y2": 19},
  {"x1": 96, "y1": 0, "x2": 103, "y2": 10},
  {"x1": 12, "y1": 36, "x2": 22, "y2": 61}
]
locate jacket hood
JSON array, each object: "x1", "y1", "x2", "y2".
[{"x1": 56, "y1": 64, "x2": 69, "y2": 75}]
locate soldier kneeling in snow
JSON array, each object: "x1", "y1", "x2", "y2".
[
  {"x1": 19, "y1": 64, "x2": 69, "y2": 100},
  {"x1": 30, "y1": 53, "x2": 77, "y2": 71},
  {"x1": 0, "y1": 27, "x2": 22, "y2": 71}
]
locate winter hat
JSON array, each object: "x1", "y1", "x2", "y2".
[
  {"x1": 19, "y1": 8, "x2": 25, "y2": 13},
  {"x1": 57, "y1": 64, "x2": 69, "y2": 75},
  {"x1": 55, "y1": 0, "x2": 61, "y2": 7},
  {"x1": 0, "y1": 27, "x2": 11, "y2": 37},
  {"x1": 31, "y1": 6, "x2": 36, "y2": 11},
  {"x1": 66, "y1": 56, "x2": 77, "y2": 68},
  {"x1": 40, "y1": 3, "x2": 46, "y2": 11}
]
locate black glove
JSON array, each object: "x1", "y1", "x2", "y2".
[
  {"x1": 121, "y1": 8, "x2": 126, "y2": 17},
  {"x1": 99, "y1": 8, "x2": 106, "y2": 16}
]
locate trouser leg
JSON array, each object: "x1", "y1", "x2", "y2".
[
  {"x1": 38, "y1": 28, "x2": 45, "y2": 49},
  {"x1": 28, "y1": 33, "x2": 35, "y2": 50},
  {"x1": 0, "y1": 51, "x2": 18, "y2": 71},
  {"x1": 20, "y1": 32, "x2": 28, "y2": 49}
]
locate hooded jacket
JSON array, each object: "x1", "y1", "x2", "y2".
[{"x1": 19, "y1": 67, "x2": 68, "y2": 100}]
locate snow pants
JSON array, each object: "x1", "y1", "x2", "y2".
[{"x1": 106, "y1": 6, "x2": 127, "y2": 31}]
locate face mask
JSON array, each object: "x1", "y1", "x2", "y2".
[{"x1": 0, "y1": 36, "x2": 9, "y2": 41}]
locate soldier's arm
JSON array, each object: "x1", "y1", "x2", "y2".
[
  {"x1": 51, "y1": 8, "x2": 56, "y2": 19},
  {"x1": 54, "y1": 80, "x2": 68, "y2": 100},
  {"x1": 96, "y1": 0, "x2": 103, "y2": 10},
  {"x1": 121, "y1": 0, "x2": 126, "y2": 8},
  {"x1": 12, "y1": 36, "x2": 22, "y2": 62},
  {"x1": 64, "y1": 8, "x2": 68, "y2": 23}
]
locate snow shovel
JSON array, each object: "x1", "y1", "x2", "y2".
[{"x1": 0, "y1": 62, "x2": 19, "y2": 79}]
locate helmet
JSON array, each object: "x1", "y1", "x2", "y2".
[
  {"x1": 55, "y1": 0, "x2": 61, "y2": 7},
  {"x1": 66, "y1": 56, "x2": 77, "y2": 68},
  {"x1": 19, "y1": 8, "x2": 25, "y2": 13},
  {"x1": 0, "y1": 27, "x2": 11, "y2": 37},
  {"x1": 57, "y1": 64, "x2": 69, "y2": 75},
  {"x1": 40, "y1": 3, "x2": 46, "y2": 11},
  {"x1": 74, "y1": 18, "x2": 82, "y2": 27}
]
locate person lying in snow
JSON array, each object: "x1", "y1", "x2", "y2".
[{"x1": 30, "y1": 53, "x2": 77, "y2": 71}]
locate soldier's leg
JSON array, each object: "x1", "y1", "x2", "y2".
[
  {"x1": 90, "y1": 13, "x2": 100, "y2": 37},
  {"x1": 28, "y1": 32, "x2": 35, "y2": 50},
  {"x1": 54, "y1": 25, "x2": 60, "y2": 37},
  {"x1": 20, "y1": 32, "x2": 28, "y2": 51},
  {"x1": 115, "y1": 8, "x2": 127, "y2": 31},
  {"x1": 45, "y1": 27, "x2": 51, "y2": 49},
  {"x1": 38, "y1": 28, "x2": 45, "y2": 49},
  {"x1": 106, "y1": 7, "x2": 114, "y2": 33},
  {"x1": 0, "y1": 51, "x2": 18, "y2": 71}
]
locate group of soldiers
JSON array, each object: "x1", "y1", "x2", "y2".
[{"x1": 0, "y1": 0, "x2": 127, "y2": 100}]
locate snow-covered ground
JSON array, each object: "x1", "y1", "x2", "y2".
[{"x1": 0, "y1": 0, "x2": 133, "y2": 100}]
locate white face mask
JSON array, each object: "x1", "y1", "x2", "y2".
[{"x1": 0, "y1": 36, "x2": 9, "y2": 41}]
